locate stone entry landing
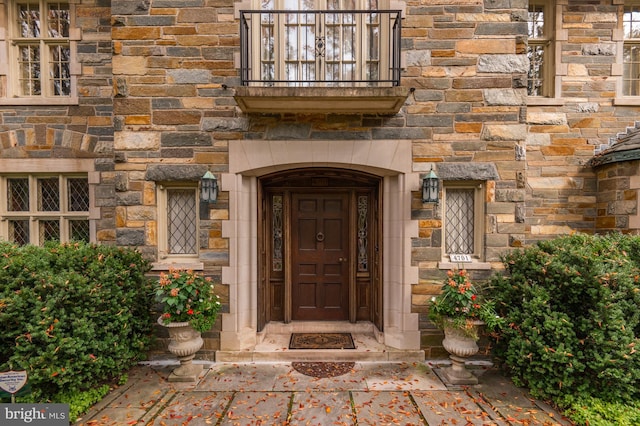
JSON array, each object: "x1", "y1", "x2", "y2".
[{"x1": 216, "y1": 321, "x2": 425, "y2": 362}]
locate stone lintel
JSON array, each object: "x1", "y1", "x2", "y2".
[
  {"x1": 145, "y1": 164, "x2": 209, "y2": 182},
  {"x1": 436, "y1": 162, "x2": 499, "y2": 181}
]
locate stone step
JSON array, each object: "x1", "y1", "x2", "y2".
[
  {"x1": 216, "y1": 348, "x2": 426, "y2": 362},
  {"x1": 262, "y1": 321, "x2": 376, "y2": 335},
  {"x1": 216, "y1": 330, "x2": 425, "y2": 362}
]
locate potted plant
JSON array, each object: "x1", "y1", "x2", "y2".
[
  {"x1": 428, "y1": 269, "x2": 503, "y2": 384},
  {"x1": 155, "y1": 268, "x2": 222, "y2": 382}
]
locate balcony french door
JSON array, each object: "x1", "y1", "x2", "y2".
[{"x1": 251, "y1": 0, "x2": 391, "y2": 86}]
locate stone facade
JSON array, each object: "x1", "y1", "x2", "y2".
[{"x1": 1, "y1": 0, "x2": 640, "y2": 359}]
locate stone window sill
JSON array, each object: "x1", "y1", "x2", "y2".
[
  {"x1": 526, "y1": 97, "x2": 565, "y2": 106},
  {"x1": 613, "y1": 97, "x2": 640, "y2": 106},
  {"x1": 438, "y1": 261, "x2": 492, "y2": 270},
  {"x1": 0, "y1": 97, "x2": 79, "y2": 106},
  {"x1": 152, "y1": 261, "x2": 204, "y2": 272}
]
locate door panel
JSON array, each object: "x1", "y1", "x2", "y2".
[{"x1": 292, "y1": 192, "x2": 349, "y2": 320}]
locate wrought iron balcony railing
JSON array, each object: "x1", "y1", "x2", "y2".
[{"x1": 239, "y1": 10, "x2": 402, "y2": 87}]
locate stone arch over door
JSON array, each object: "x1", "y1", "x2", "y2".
[{"x1": 220, "y1": 139, "x2": 420, "y2": 352}]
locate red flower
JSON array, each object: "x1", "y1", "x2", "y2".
[
  {"x1": 471, "y1": 294, "x2": 477, "y2": 301},
  {"x1": 187, "y1": 309, "x2": 194, "y2": 315}
]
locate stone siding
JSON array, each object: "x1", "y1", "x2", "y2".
[
  {"x1": 2, "y1": 0, "x2": 640, "y2": 357},
  {"x1": 79, "y1": 0, "x2": 640, "y2": 357}
]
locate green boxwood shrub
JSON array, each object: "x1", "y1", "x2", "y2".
[
  {"x1": 0, "y1": 241, "x2": 153, "y2": 403},
  {"x1": 488, "y1": 233, "x2": 640, "y2": 404}
]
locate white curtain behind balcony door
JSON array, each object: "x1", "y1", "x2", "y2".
[{"x1": 257, "y1": 0, "x2": 385, "y2": 86}]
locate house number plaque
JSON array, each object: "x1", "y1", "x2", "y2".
[{"x1": 450, "y1": 254, "x2": 472, "y2": 263}]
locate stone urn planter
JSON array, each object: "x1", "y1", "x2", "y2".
[
  {"x1": 441, "y1": 320, "x2": 484, "y2": 385},
  {"x1": 159, "y1": 317, "x2": 204, "y2": 382}
]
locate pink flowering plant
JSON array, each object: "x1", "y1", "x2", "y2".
[
  {"x1": 155, "y1": 268, "x2": 222, "y2": 332},
  {"x1": 428, "y1": 269, "x2": 503, "y2": 340}
]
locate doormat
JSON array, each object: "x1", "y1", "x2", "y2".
[
  {"x1": 289, "y1": 333, "x2": 356, "y2": 350},
  {"x1": 292, "y1": 362, "x2": 356, "y2": 378}
]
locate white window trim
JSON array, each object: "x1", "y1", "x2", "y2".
[
  {"x1": 155, "y1": 183, "x2": 203, "y2": 271},
  {"x1": 0, "y1": 0, "x2": 81, "y2": 105},
  {"x1": 0, "y1": 158, "x2": 96, "y2": 244}
]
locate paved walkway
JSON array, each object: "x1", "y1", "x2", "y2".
[{"x1": 75, "y1": 361, "x2": 573, "y2": 425}]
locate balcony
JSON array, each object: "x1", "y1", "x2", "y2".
[{"x1": 236, "y1": 9, "x2": 408, "y2": 114}]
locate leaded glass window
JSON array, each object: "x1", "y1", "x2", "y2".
[
  {"x1": 444, "y1": 183, "x2": 484, "y2": 261},
  {"x1": 272, "y1": 195, "x2": 283, "y2": 271},
  {"x1": 1, "y1": 175, "x2": 90, "y2": 245},
  {"x1": 8, "y1": 178, "x2": 29, "y2": 211},
  {"x1": 167, "y1": 188, "x2": 198, "y2": 255},
  {"x1": 357, "y1": 195, "x2": 368, "y2": 272},
  {"x1": 445, "y1": 188, "x2": 475, "y2": 255}
]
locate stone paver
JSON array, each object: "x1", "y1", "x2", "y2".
[
  {"x1": 75, "y1": 362, "x2": 573, "y2": 426},
  {"x1": 413, "y1": 390, "x2": 504, "y2": 426},
  {"x1": 148, "y1": 391, "x2": 230, "y2": 425},
  {"x1": 274, "y1": 365, "x2": 369, "y2": 392},
  {"x1": 198, "y1": 363, "x2": 288, "y2": 392},
  {"x1": 361, "y1": 361, "x2": 446, "y2": 391},
  {"x1": 220, "y1": 391, "x2": 290, "y2": 425},
  {"x1": 469, "y1": 370, "x2": 573, "y2": 426},
  {"x1": 289, "y1": 391, "x2": 354, "y2": 424},
  {"x1": 352, "y1": 390, "x2": 424, "y2": 425}
]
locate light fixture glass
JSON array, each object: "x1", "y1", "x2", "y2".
[
  {"x1": 200, "y1": 171, "x2": 218, "y2": 203},
  {"x1": 422, "y1": 167, "x2": 439, "y2": 203}
]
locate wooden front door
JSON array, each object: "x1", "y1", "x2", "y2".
[
  {"x1": 258, "y1": 169, "x2": 381, "y2": 330},
  {"x1": 291, "y1": 192, "x2": 349, "y2": 320}
]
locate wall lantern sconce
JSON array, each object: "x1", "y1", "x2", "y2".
[
  {"x1": 422, "y1": 167, "x2": 439, "y2": 204},
  {"x1": 200, "y1": 171, "x2": 218, "y2": 204}
]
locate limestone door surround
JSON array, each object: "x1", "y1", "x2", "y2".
[{"x1": 219, "y1": 139, "x2": 422, "y2": 352}]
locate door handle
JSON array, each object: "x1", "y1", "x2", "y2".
[{"x1": 338, "y1": 257, "x2": 347, "y2": 262}]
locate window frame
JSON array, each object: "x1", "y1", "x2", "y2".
[
  {"x1": 441, "y1": 181, "x2": 485, "y2": 266},
  {"x1": 0, "y1": 172, "x2": 92, "y2": 245},
  {"x1": 527, "y1": 0, "x2": 556, "y2": 100},
  {"x1": 156, "y1": 183, "x2": 201, "y2": 267},
  {"x1": 0, "y1": 0, "x2": 80, "y2": 105},
  {"x1": 617, "y1": 1, "x2": 640, "y2": 103}
]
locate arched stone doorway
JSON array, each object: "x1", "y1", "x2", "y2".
[{"x1": 219, "y1": 139, "x2": 420, "y2": 353}]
